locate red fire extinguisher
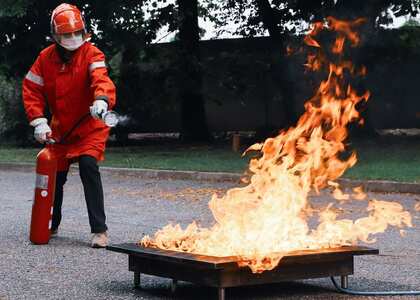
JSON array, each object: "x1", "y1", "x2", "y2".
[
  {"x1": 29, "y1": 111, "x2": 119, "y2": 244},
  {"x1": 29, "y1": 145, "x2": 57, "y2": 244}
]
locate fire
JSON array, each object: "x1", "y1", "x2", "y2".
[
  {"x1": 352, "y1": 186, "x2": 367, "y2": 200},
  {"x1": 141, "y1": 18, "x2": 412, "y2": 273}
]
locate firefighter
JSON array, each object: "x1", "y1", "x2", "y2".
[{"x1": 22, "y1": 3, "x2": 116, "y2": 248}]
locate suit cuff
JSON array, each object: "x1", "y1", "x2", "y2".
[
  {"x1": 95, "y1": 95, "x2": 109, "y2": 104},
  {"x1": 30, "y1": 117, "x2": 48, "y2": 127}
]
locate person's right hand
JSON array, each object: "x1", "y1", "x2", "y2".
[
  {"x1": 30, "y1": 118, "x2": 52, "y2": 143},
  {"x1": 90, "y1": 100, "x2": 108, "y2": 119}
]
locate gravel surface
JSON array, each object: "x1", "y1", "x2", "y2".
[{"x1": 0, "y1": 169, "x2": 419, "y2": 300}]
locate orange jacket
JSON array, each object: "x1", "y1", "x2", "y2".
[{"x1": 23, "y1": 42, "x2": 116, "y2": 168}]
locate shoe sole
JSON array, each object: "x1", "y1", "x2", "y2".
[{"x1": 91, "y1": 243, "x2": 107, "y2": 248}]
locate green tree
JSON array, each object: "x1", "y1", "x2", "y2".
[
  {"x1": 207, "y1": 0, "x2": 420, "y2": 132},
  {"x1": 402, "y1": 18, "x2": 420, "y2": 27},
  {"x1": 0, "y1": 0, "x2": 53, "y2": 143},
  {"x1": 0, "y1": 0, "x2": 213, "y2": 143},
  {"x1": 176, "y1": 0, "x2": 211, "y2": 142},
  {"x1": 0, "y1": 0, "x2": 176, "y2": 142}
]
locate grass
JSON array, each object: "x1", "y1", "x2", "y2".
[
  {"x1": 344, "y1": 138, "x2": 420, "y2": 183},
  {"x1": 0, "y1": 138, "x2": 419, "y2": 183},
  {"x1": 0, "y1": 147, "x2": 43, "y2": 164},
  {"x1": 103, "y1": 145, "x2": 248, "y2": 172},
  {"x1": 0, "y1": 144, "x2": 248, "y2": 172}
]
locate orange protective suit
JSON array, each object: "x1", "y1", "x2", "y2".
[{"x1": 23, "y1": 42, "x2": 116, "y2": 171}]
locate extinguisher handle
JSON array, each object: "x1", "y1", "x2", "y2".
[{"x1": 45, "y1": 132, "x2": 55, "y2": 144}]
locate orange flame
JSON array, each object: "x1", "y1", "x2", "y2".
[
  {"x1": 304, "y1": 21, "x2": 323, "y2": 48},
  {"x1": 141, "y1": 18, "x2": 412, "y2": 273},
  {"x1": 352, "y1": 186, "x2": 367, "y2": 200},
  {"x1": 327, "y1": 17, "x2": 366, "y2": 47}
]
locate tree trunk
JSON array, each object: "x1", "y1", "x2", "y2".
[
  {"x1": 116, "y1": 32, "x2": 145, "y2": 144},
  {"x1": 177, "y1": 0, "x2": 211, "y2": 142},
  {"x1": 254, "y1": 0, "x2": 299, "y2": 128}
]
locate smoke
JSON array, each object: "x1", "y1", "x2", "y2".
[{"x1": 116, "y1": 114, "x2": 131, "y2": 127}]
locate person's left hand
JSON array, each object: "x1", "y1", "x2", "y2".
[{"x1": 90, "y1": 100, "x2": 108, "y2": 119}]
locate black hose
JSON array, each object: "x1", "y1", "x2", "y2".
[
  {"x1": 331, "y1": 276, "x2": 420, "y2": 296},
  {"x1": 58, "y1": 113, "x2": 91, "y2": 144}
]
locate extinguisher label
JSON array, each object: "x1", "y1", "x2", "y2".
[{"x1": 35, "y1": 174, "x2": 49, "y2": 189}]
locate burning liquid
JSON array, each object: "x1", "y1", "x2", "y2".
[{"x1": 141, "y1": 17, "x2": 412, "y2": 273}]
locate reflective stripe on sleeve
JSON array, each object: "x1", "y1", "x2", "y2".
[
  {"x1": 25, "y1": 71, "x2": 44, "y2": 86},
  {"x1": 89, "y1": 61, "x2": 107, "y2": 72}
]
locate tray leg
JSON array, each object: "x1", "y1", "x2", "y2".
[
  {"x1": 218, "y1": 287, "x2": 225, "y2": 300},
  {"x1": 341, "y1": 275, "x2": 348, "y2": 289},
  {"x1": 171, "y1": 279, "x2": 178, "y2": 293},
  {"x1": 134, "y1": 271, "x2": 141, "y2": 289}
]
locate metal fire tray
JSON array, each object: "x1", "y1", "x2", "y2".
[{"x1": 106, "y1": 243, "x2": 378, "y2": 300}]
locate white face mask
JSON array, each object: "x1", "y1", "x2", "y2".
[{"x1": 59, "y1": 33, "x2": 85, "y2": 51}]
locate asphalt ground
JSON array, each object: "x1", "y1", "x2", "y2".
[{"x1": 0, "y1": 169, "x2": 419, "y2": 300}]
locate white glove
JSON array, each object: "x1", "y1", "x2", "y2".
[
  {"x1": 30, "y1": 118, "x2": 52, "y2": 143},
  {"x1": 90, "y1": 100, "x2": 108, "y2": 119}
]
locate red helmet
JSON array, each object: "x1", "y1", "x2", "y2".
[{"x1": 51, "y1": 3, "x2": 85, "y2": 35}]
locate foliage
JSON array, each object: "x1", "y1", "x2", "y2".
[
  {"x1": 1, "y1": 0, "x2": 419, "y2": 143},
  {"x1": 0, "y1": 0, "x2": 180, "y2": 143},
  {"x1": 0, "y1": 0, "x2": 178, "y2": 75},
  {"x1": 401, "y1": 18, "x2": 420, "y2": 27},
  {"x1": 394, "y1": 27, "x2": 420, "y2": 53},
  {"x1": 199, "y1": 0, "x2": 420, "y2": 134},
  {"x1": 0, "y1": 0, "x2": 29, "y2": 18},
  {"x1": 0, "y1": 73, "x2": 31, "y2": 143},
  {"x1": 118, "y1": 45, "x2": 181, "y2": 131},
  {"x1": 208, "y1": 0, "x2": 420, "y2": 38}
]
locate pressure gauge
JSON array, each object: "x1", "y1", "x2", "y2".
[{"x1": 102, "y1": 111, "x2": 119, "y2": 127}]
